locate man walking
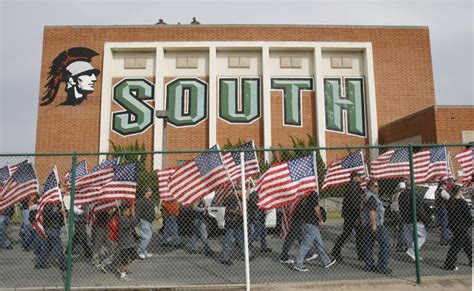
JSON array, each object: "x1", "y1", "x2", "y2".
[
  {"x1": 331, "y1": 172, "x2": 364, "y2": 261},
  {"x1": 293, "y1": 191, "x2": 336, "y2": 272},
  {"x1": 137, "y1": 187, "x2": 156, "y2": 259},
  {"x1": 361, "y1": 180, "x2": 392, "y2": 274}
]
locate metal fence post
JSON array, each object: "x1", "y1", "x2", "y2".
[
  {"x1": 240, "y1": 152, "x2": 251, "y2": 291},
  {"x1": 408, "y1": 145, "x2": 421, "y2": 284},
  {"x1": 65, "y1": 153, "x2": 77, "y2": 291}
]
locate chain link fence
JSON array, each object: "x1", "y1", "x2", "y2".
[{"x1": 0, "y1": 144, "x2": 472, "y2": 289}]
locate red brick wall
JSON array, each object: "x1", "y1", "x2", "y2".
[
  {"x1": 35, "y1": 25, "x2": 436, "y2": 177},
  {"x1": 379, "y1": 107, "x2": 437, "y2": 144}
]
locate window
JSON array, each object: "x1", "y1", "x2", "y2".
[
  {"x1": 228, "y1": 56, "x2": 251, "y2": 68},
  {"x1": 124, "y1": 57, "x2": 147, "y2": 69},
  {"x1": 280, "y1": 57, "x2": 302, "y2": 68},
  {"x1": 331, "y1": 57, "x2": 352, "y2": 69},
  {"x1": 176, "y1": 57, "x2": 199, "y2": 69}
]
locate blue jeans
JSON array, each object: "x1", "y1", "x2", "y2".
[
  {"x1": 221, "y1": 227, "x2": 252, "y2": 261},
  {"x1": 392, "y1": 211, "x2": 406, "y2": 250},
  {"x1": 21, "y1": 209, "x2": 32, "y2": 250},
  {"x1": 295, "y1": 224, "x2": 331, "y2": 267},
  {"x1": 160, "y1": 216, "x2": 180, "y2": 246},
  {"x1": 362, "y1": 225, "x2": 391, "y2": 269},
  {"x1": 190, "y1": 218, "x2": 212, "y2": 253},
  {"x1": 138, "y1": 220, "x2": 153, "y2": 255},
  {"x1": 38, "y1": 228, "x2": 66, "y2": 270},
  {"x1": 437, "y1": 208, "x2": 451, "y2": 243},
  {"x1": 250, "y1": 221, "x2": 268, "y2": 249},
  {"x1": 32, "y1": 229, "x2": 43, "y2": 264},
  {"x1": 0, "y1": 214, "x2": 12, "y2": 248},
  {"x1": 280, "y1": 222, "x2": 303, "y2": 260}
]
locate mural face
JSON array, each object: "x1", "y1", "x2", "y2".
[
  {"x1": 219, "y1": 78, "x2": 260, "y2": 123},
  {"x1": 112, "y1": 79, "x2": 154, "y2": 136},
  {"x1": 324, "y1": 78, "x2": 366, "y2": 136},
  {"x1": 41, "y1": 47, "x2": 101, "y2": 106},
  {"x1": 271, "y1": 78, "x2": 314, "y2": 126},
  {"x1": 166, "y1": 78, "x2": 208, "y2": 127}
]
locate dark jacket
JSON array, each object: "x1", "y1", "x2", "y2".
[
  {"x1": 224, "y1": 195, "x2": 242, "y2": 229},
  {"x1": 448, "y1": 197, "x2": 472, "y2": 232},
  {"x1": 342, "y1": 181, "x2": 364, "y2": 221},
  {"x1": 248, "y1": 192, "x2": 265, "y2": 223},
  {"x1": 399, "y1": 189, "x2": 429, "y2": 225},
  {"x1": 44, "y1": 203, "x2": 65, "y2": 229},
  {"x1": 137, "y1": 197, "x2": 155, "y2": 223},
  {"x1": 118, "y1": 216, "x2": 138, "y2": 250}
]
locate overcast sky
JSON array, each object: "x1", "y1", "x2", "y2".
[{"x1": 0, "y1": 0, "x2": 472, "y2": 153}]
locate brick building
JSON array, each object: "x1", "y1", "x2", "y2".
[{"x1": 34, "y1": 24, "x2": 472, "y2": 179}]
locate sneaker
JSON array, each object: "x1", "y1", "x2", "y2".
[
  {"x1": 120, "y1": 273, "x2": 132, "y2": 282},
  {"x1": 444, "y1": 265, "x2": 459, "y2": 271},
  {"x1": 98, "y1": 264, "x2": 107, "y2": 273},
  {"x1": 324, "y1": 259, "x2": 336, "y2": 268},
  {"x1": 279, "y1": 258, "x2": 294, "y2": 264},
  {"x1": 305, "y1": 253, "x2": 319, "y2": 262},
  {"x1": 145, "y1": 253, "x2": 153, "y2": 258},
  {"x1": 406, "y1": 249, "x2": 416, "y2": 261},
  {"x1": 138, "y1": 253, "x2": 146, "y2": 260},
  {"x1": 377, "y1": 267, "x2": 393, "y2": 274},
  {"x1": 293, "y1": 265, "x2": 309, "y2": 272},
  {"x1": 221, "y1": 259, "x2": 233, "y2": 265}
]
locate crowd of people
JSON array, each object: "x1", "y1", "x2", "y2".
[{"x1": 0, "y1": 175, "x2": 472, "y2": 281}]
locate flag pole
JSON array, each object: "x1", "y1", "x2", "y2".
[
  {"x1": 53, "y1": 166, "x2": 68, "y2": 236},
  {"x1": 240, "y1": 152, "x2": 250, "y2": 291},
  {"x1": 219, "y1": 145, "x2": 242, "y2": 208}
]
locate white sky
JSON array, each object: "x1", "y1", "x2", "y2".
[{"x1": 0, "y1": 0, "x2": 473, "y2": 153}]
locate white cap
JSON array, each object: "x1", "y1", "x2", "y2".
[{"x1": 398, "y1": 182, "x2": 406, "y2": 189}]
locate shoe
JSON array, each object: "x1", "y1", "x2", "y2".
[
  {"x1": 279, "y1": 258, "x2": 294, "y2": 264},
  {"x1": 377, "y1": 267, "x2": 393, "y2": 274},
  {"x1": 138, "y1": 253, "x2": 146, "y2": 260},
  {"x1": 444, "y1": 265, "x2": 459, "y2": 271},
  {"x1": 99, "y1": 264, "x2": 107, "y2": 274},
  {"x1": 261, "y1": 248, "x2": 272, "y2": 253},
  {"x1": 145, "y1": 253, "x2": 153, "y2": 258},
  {"x1": 305, "y1": 253, "x2": 319, "y2": 262},
  {"x1": 363, "y1": 265, "x2": 377, "y2": 272},
  {"x1": 324, "y1": 259, "x2": 336, "y2": 268},
  {"x1": 406, "y1": 249, "x2": 416, "y2": 261},
  {"x1": 120, "y1": 273, "x2": 132, "y2": 282},
  {"x1": 221, "y1": 260, "x2": 233, "y2": 265},
  {"x1": 293, "y1": 265, "x2": 309, "y2": 272}
]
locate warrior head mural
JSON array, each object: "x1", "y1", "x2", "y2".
[{"x1": 40, "y1": 47, "x2": 101, "y2": 106}]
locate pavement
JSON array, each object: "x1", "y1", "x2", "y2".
[{"x1": 0, "y1": 221, "x2": 471, "y2": 290}]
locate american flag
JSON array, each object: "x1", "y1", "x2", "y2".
[
  {"x1": 256, "y1": 155, "x2": 317, "y2": 210},
  {"x1": 425, "y1": 147, "x2": 449, "y2": 182},
  {"x1": 9, "y1": 160, "x2": 28, "y2": 175},
  {"x1": 90, "y1": 159, "x2": 118, "y2": 173},
  {"x1": 280, "y1": 198, "x2": 303, "y2": 238},
  {"x1": 74, "y1": 167, "x2": 115, "y2": 193},
  {"x1": 157, "y1": 167, "x2": 177, "y2": 202},
  {"x1": 371, "y1": 148, "x2": 411, "y2": 179},
  {"x1": 168, "y1": 145, "x2": 230, "y2": 206},
  {"x1": 0, "y1": 163, "x2": 39, "y2": 211},
  {"x1": 321, "y1": 150, "x2": 365, "y2": 190},
  {"x1": 74, "y1": 162, "x2": 139, "y2": 205},
  {"x1": 455, "y1": 148, "x2": 473, "y2": 185},
  {"x1": 222, "y1": 141, "x2": 260, "y2": 182},
  {"x1": 0, "y1": 165, "x2": 11, "y2": 184},
  {"x1": 64, "y1": 160, "x2": 88, "y2": 188},
  {"x1": 32, "y1": 167, "x2": 62, "y2": 239}
]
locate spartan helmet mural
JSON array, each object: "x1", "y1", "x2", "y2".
[{"x1": 41, "y1": 47, "x2": 101, "y2": 106}]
